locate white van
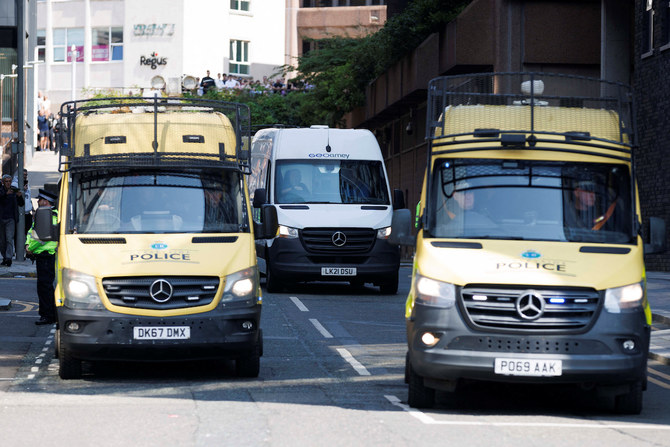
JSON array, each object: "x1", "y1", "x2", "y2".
[{"x1": 250, "y1": 125, "x2": 404, "y2": 293}]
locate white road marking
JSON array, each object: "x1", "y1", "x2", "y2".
[
  {"x1": 309, "y1": 318, "x2": 333, "y2": 338},
  {"x1": 290, "y1": 296, "x2": 309, "y2": 312},
  {"x1": 384, "y1": 395, "x2": 670, "y2": 429},
  {"x1": 336, "y1": 348, "x2": 371, "y2": 376}
]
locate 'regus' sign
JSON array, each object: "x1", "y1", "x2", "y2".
[{"x1": 140, "y1": 52, "x2": 167, "y2": 69}]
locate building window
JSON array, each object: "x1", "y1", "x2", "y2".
[
  {"x1": 231, "y1": 0, "x2": 250, "y2": 11},
  {"x1": 663, "y1": 0, "x2": 670, "y2": 46},
  {"x1": 91, "y1": 26, "x2": 124, "y2": 61},
  {"x1": 36, "y1": 29, "x2": 45, "y2": 61},
  {"x1": 642, "y1": 0, "x2": 654, "y2": 55},
  {"x1": 230, "y1": 40, "x2": 249, "y2": 75},
  {"x1": 53, "y1": 27, "x2": 85, "y2": 62}
]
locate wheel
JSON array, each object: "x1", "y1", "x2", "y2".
[
  {"x1": 407, "y1": 359, "x2": 435, "y2": 409},
  {"x1": 404, "y1": 351, "x2": 410, "y2": 384},
  {"x1": 265, "y1": 263, "x2": 283, "y2": 293},
  {"x1": 380, "y1": 272, "x2": 399, "y2": 295},
  {"x1": 58, "y1": 341, "x2": 82, "y2": 380},
  {"x1": 236, "y1": 343, "x2": 261, "y2": 378},
  {"x1": 54, "y1": 328, "x2": 60, "y2": 359},
  {"x1": 614, "y1": 381, "x2": 643, "y2": 415}
]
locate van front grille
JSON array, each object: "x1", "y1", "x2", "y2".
[
  {"x1": 102, "y1": 276, "x2": 220, "y2": 310},
  {"x1": 301, "y1": 228, "x2": 376, "y2": 254},
  {"x1": 460, "y1": 285, "x2": 601, "y2": 332}
]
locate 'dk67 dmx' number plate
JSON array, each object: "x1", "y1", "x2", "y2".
[{"x1": 133, "y1": 326, "x2": 190, "y2": 340}]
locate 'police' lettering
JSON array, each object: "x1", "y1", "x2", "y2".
[{"x1": 129, "y1": 252, "x2": 191, "y2": 262}]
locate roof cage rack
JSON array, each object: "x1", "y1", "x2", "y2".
[
  {"x1": 57, "y1": 96, "x2": 251, "y2": 174},
  {"x1": 425, "y1": 72, "x2": 635, "y2": 163}
]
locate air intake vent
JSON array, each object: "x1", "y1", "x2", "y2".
[
  {"x1": 192, "y1": 236, "x2": 238, "y2": 244},
  {"x1": 79, "y1": 237, "x2": 127, "y2": 244}
]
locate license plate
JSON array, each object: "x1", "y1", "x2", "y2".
[
  {"x1": 133, "y1": 326, "x2": 190, "y2": 340},
  {"x1": 321, "y1": 267, "x2": 357, "y2": 276},
  {"x1": 494, "y1": 358, "x2": 562, "y2": 376}
]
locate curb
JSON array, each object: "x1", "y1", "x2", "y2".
[
  {"x1": 649, "y1": 351, "x2": 670, "y2": 366},
  {"x1": 653, "y1": 312, "x2": 670, "y2": 326}
]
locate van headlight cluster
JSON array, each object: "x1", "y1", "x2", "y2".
[
  {"x1": 413, "y1": 272, "x2": 456, "y2": 308},
  {"x1": 604, "y1": 282, "x2": 644, "y2": 313},
  {"x1": 278, "y1": 225, "x2": 298, "y2": 239},
  {"x1": 376, "y1": 226, "x2": 392, "y2": 239},
  {"x1": 62, "y1": 268, "x2": 104, "y2": 310},
  {"x1": 221, "y1": 267, "x2": 260, "y2": 304}
]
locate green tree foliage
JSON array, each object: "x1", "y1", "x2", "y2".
[
  {"x1": 90, "y1": 0, "x2": 470, "y2": 128},
  {"x1": 289, "y1": 0, "x2": 471, "y2": 126}
]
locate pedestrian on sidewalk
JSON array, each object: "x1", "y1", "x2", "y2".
[
  {"x1": 12, "y1": 168, "x2": 32, "y2": 235},
  {"x1": 25, "y1": 189, "x2": 58, "y2": 325},
  {"x1": 0, "y1": 173, "x2": 25, "y2": 266}
]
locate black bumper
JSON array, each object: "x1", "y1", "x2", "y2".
[
  {"x1": 266, "y1": 236, "x2": 400, "y2": 283},
  {"x1": 407, "y1": 303, "x2": 650, "y2": 386},
  {"x1": 58, "y1": 304, "x2": 261, "y2": 362}
]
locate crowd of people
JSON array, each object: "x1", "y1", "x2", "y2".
[
  {"x1": 195, "y1": 70, "x2": 313, "y2": 96},
  {"x1": 36, "y1": 91, "x2": 61, "y2": 152}
]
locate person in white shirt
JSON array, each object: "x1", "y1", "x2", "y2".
[
  {"x1": 215, "y1": 73, "x2": 224, "y2": 90},
  {"x1": 224, "y1": 75, "x2": 240, "y2": 89}
]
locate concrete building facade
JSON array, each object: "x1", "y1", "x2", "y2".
[
  {"x1": 634, "y1": 0, "x2": 670, "y2": 271},
  {"x1": 35, "y1": 0, "x2": 286, "y2": 107}
]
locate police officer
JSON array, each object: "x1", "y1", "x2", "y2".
[{"x1": 25, "y1": 189, "x2": 58, "y2": 325}]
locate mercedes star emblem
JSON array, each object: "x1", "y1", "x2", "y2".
[
  {"x1": 331, "y1": 231, "x2": 347, "y2": 247},
  {"x1": 150, "y1": 279, "x2": 174, "y2": 303},
  {"x1": 515, "y1": 291, "x2": 545, "y2": 320}
]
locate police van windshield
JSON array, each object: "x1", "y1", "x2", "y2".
[
  {"x1": 275, "y1": 160, "x2": 390, "y2": 205},
  {"x1": 430, "y1": 158, "x2": 633, "y2": 244},
  {"x1": 73, "y1": 170, "x2": 246, "y2": 234}
]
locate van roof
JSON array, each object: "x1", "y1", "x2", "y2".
[
  {"x1": 253, "y1": 127, "x2": 382, "y2": 161},
  {"x1": 73, "y1": 111, "x2": 237, "y2": 158},
  {"x1": 437, "y1": 105, "x2": 624, "y2": 143}
]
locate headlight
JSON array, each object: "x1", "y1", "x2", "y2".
[
  {"x1": 222, "y1": 267, "x2": 259, "y2": 304},
  {"x1": 604, "y1": 282, "x2": 644, "y2": 313},
  {"x1": 278, "y1": 225, "x2": 298, "y2": 239},
  {"x1": 414, "y1": 273, "x2": 456, "y2": 308},
  {"x1": 62, "y1": 268, "x2": 104, "y2": 310},
  {"x1": 376, "y1": 226, "x2": 391, "y2": 239}
]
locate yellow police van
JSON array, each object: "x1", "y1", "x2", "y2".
[
  {"x1": 389, "y1": 73, "x2": 666, "y2": 413},
  {"x1": 34, "y1": 97, "x2": 277, "y2": 379}
]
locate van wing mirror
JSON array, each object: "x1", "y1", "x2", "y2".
[
  {"x1": 252, "y1": 188, "x2": 267, "y2": 208},
  {"x1": 388, "y1": 209, "x2": 416, "y2": 246},
  {"x1": 644, "y1": 217, "x2": 666, "y2": 254},
  {"x1": 33, "y1": 207, "x2": 59, "y2": 242},
  {"x1": 254, "y1": 204, "x2": 278, "y2": 239},
  {"x1": 393, "y1": 189, "x2": 406, "y2": 210}
]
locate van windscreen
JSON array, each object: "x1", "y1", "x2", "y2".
[
  {"x1": 275, "y1": 160, "x2": 390, "y2": 205},
  {"x1": 430, "y1": 158, "x2": 634, "y2": 244},
  {"x1": 73, "y1": 170, "x2": 246, "y2": 234}
]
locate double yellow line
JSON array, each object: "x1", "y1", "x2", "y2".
[{"x1": 648, "y1": 366, "x2": 670, "y2": 389}]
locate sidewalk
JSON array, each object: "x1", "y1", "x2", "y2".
[{"x1": 1, "y1": 151, "x2": 669, "y2": 366}]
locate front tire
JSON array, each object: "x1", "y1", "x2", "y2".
[
  {"x1": 614, "y1": 381, "x2": 643, "y2": 415},
  {"x1": 407, "y1": 359, "x2": 435, "y2": 409},
  {"x1": 380, "y1": 272, "x2": 399, "y2": 295},
  {"x1": 236, "y1": 343, "x2": 261, "y2": 378},
  {"x1": 58, "y1": 342, "x2": 82, "y2": 380},
  {"x1": 265, "y1": 263, "x2": 283, "y2": 293}
]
